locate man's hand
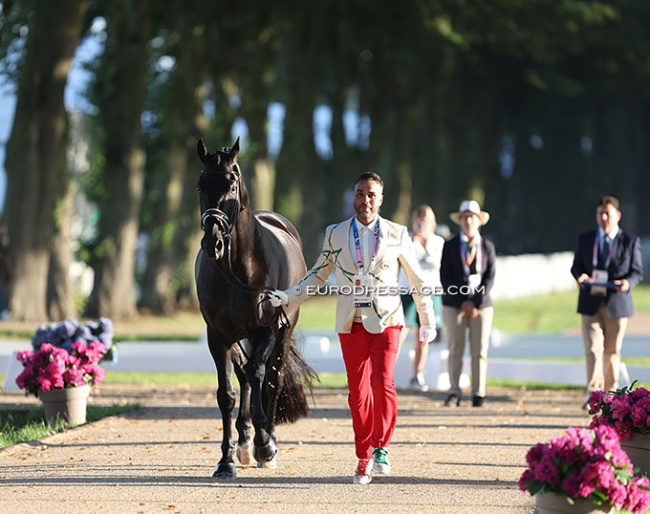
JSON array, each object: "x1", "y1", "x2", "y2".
[
  {"x1": 266, "y1": 290, "x2": 289, "y2": 307},
  {"x1": 613, "y1": 279, "x2": 630, "y2": 293},
  {"x1": 460, "y1": 300, "x2": 479, "y2": 318},
  {"x1": 577, "y1": 273, "x2": 591, "y2": 289},
  {"x1": 419, "y1": 325, "x2": 437, "y2": 343}
]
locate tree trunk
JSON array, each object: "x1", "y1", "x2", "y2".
[
  {"x1": 138, "y1": 14, "x2": 206, "y2": 315},
  {"x1": 84, "y1": 0, "x2": 149, "y2": 319},
  {"x1": 48, "y1": 174, "x2": 77, "y2": 320},
  {"x1": 3, "y1": 0, "x2": 86, "y2": 321}
]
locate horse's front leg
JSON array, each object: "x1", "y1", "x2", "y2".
[
  {"x1": 207, "y1": 329, "x2": 237, "y2": 479},
  {"x1": 246, "y1": 328, "x2": 277, "y2": 467},
  {"x1": 232, "y1": 342, "x2": 253, "y2": 466}
]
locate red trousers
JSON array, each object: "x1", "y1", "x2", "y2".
[{"x1": 339, "y1": 323, "x2": 401, "y2": 459}]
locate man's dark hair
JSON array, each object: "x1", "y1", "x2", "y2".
[
  {"x1": 355, "y1": 171, "x2": 383, "y2": 188},
  {"x1": 598, "y1": 195, "x2": 620, "y2": 210}
]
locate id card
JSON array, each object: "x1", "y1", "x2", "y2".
[
  {"x1": 468, "y1": 273, "x2": 481, "y2": 295},
  {"x1": 591, "y1": 269, "x2": 608, "y2": 296},
  {"x1": 353, "y1": 275, "x2": 372, "y2": 308}
]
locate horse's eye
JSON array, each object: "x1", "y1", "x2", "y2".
[
  {"x1": 230, "y1": 185, "x2": 237, "y2": 193},
  {"x1": 196, "y1": 186, "x2": 201, "y2": 192}
]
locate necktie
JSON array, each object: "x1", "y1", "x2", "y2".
[
  {"x1": 600, "y1": 235, "x2": 610, "y2": 268},
  {"x1": 466, "y1": 240, "x2": 477, "y2": 267}
]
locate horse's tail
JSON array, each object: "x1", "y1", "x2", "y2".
[{"x1": 275, "y1": 335, "x2": 318, "y2": 424}]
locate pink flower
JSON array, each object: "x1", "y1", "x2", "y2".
[
  {"x1": 15, "y1": 339, "x2": 107, "y2": 396},
  {"x1": 589, "y1": 382, "x2": 650, "y2": 441},
  {"x1": 519, "y1": 425, "x2": 650, "y2": 514}
]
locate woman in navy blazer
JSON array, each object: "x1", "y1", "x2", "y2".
[
  {"x1": 440, "y1": 200, "x2": 496, "y2": 408},
  {"x1": 571, "y1": 195, "x2": 643, "y2": 406}
]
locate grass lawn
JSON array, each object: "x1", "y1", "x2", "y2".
[
  {"x1": 0, "y1": 403, "x2": 139, "y2": 450},
  {"x1": 298, "y1": 284, "x2": 650, "y2": 334}
]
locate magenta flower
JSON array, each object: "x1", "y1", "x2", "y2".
[
  {"x1": 589, "y1": 381, "x2": 650, "y2": 442},
  {"x1": 519, "y1": 425, "x2": 650, "y2": 514},
  {"x1": 15, "y1": 339, "x2": 107, "y2": 396}
]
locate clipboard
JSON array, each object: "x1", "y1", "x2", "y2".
[{"x1": 586, "y1": 280, "x2": 622, "y2": 289}]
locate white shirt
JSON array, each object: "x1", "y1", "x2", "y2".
[
  {"x1": 399, "y1": 233, "x2": 444, "y2": 289},
  {"x1": 349, "y1": 217, "x2": 378, "y2": 273}
]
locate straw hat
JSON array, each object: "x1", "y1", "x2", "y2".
[{"x1": 449, "y1": 200, "x2": 490, "y2": 226}]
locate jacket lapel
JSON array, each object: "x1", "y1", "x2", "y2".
[
  {"x1": 335, "y1": 217, "x2": 357, "y2": 273},
  {"x1": 374, "y1": 216, "x2": 389, "y2": 265}
]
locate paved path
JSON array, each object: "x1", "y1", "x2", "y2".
[{"x1": 0, "y1": 384, "x2": 592, "y2": 514}]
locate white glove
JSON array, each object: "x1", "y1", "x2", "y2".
[
  {"x1": 419, "y1": 325, "x2": 437, "y2": 343},
  {"x1": 266, "y1": 290, "x2": 289, "y2": 308}
]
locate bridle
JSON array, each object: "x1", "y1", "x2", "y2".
[{"x1": 199, "y1": 164, "x2": 244, "y2": 239}]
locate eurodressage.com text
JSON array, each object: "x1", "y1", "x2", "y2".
[{"x1": 289, "y1": 285, "x2": 485, "y2": 296}]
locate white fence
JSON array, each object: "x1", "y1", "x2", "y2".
[{"x1": 490, "y1": 251, "x2": 576, "y2": 300}]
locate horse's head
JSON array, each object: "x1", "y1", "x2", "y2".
[{"x1": 196, "y1": 137, "x2": 245, "y2": 260}]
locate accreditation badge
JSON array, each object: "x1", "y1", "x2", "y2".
[
  {"x1": 353, "y1": 274, "x2": 372, "y2": 308},
  {"x1": 590, "y1": 269, "x2": 608, "y2": 297}
]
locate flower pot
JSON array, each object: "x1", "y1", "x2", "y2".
[
  {"x1": 620, "y1": 433, "x2": 650, "y2": 477},
  {"x1": 535, "y1": 493, "x2": 613, "y2": 514},
  {"x1": 38, "y1": 384, "x2": 90, "y2": 426}
]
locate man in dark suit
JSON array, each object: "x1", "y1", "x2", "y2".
[
  {"x1": 571, "y1": 195, "x2": 644, "y2": 407},
  {"x1": 440, "y1": 200, "x2": 496, "y2": 408}
]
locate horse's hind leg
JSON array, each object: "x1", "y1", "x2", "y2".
[
  {"x1": 232, "y1": 344, "x2": 253, "y2": 466},
  {"x1": 246, "y1": 328, "x2": 278, "y2": 467},
  {"x1": 208, "y1": 332, "x2": 238, "y2": 479}
]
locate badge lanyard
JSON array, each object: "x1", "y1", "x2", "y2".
[
  {"x1": 460, "y1": 238, "x2": 482, "y2": 278},
  {"x1": 352, "y1": 219, "x2": 380, "y2": 274},
  {"x1": 592, "y1": 233, "x2": 616, "y2": 268}
]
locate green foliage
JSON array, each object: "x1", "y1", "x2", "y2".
[
  {"x1": 3, "y1": 0, "x2": 650, "y2": 316},
  {"x1": 0, "y1": 0, "x2": 32, "y2": 84}
]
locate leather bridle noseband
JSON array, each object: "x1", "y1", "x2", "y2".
[{"x1": 199, "y1": 164, "x2": 244, "y2": 240}]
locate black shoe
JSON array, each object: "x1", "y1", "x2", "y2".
[
  {"x1": 444, "y1": 394, "x2": 460, "y2": 407},
  {"x1": 472, "y1": 396, "x2": 485, "y2": 407}
]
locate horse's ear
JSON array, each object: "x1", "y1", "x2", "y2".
[
  {"x1": 230, "y1": 137, "x2": 240, "y2": 160},
  {"x1": 197, "y1": 138, "x2": 209, "y2": 163}
]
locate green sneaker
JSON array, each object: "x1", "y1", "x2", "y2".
[{"x1": 372, "y1": 447, "x2": 391, "y2": 475}]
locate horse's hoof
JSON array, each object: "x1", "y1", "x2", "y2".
[
  {"x1": 237, "y1": 442, "x2": 254, "y2": 466},
  {"x1": 257, "y1": 455, "x2": 277, "y2": 469},
  {"x1": 254, "y1": 440, "x2": 278, "y2": 466},
  {"x1": 212, "y1": 463, "x2": 237, "y2": 479}
]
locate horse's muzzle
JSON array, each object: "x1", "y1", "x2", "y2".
[
  {"x1": 213, "y1": 237, "x2": 225, "y2": 259},
  {"x1": 201, "y1": 227, "x2": 226, "y2": 260}
]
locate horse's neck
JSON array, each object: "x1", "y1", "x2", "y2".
[{"x1": 230, "y1": 210, "x2": 256, "y2": 263}]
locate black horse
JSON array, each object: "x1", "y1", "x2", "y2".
[{"x1": 194, "y1": 138, "x2": 315, "y2": 478}]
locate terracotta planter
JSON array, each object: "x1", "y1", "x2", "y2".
[
  {"x1": 38, "y1": 384, "x2": 90, "y2": 426},
  {"x1": 535, "y1": 493, "x2": 613, "y2": 514},
  {"x1": 620, "y1": 433, "x2": 650, "y2": 477}
]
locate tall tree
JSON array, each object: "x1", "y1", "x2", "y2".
[
  {"x1": 4, "y1": 0, "x2": 87, "y2": 321},
  {"x1": 84, "y1": 0, "x2": 150, "y2": 318},
  {"x1": 138, "y1": 11, "x2": 208, "y2": 314}
]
